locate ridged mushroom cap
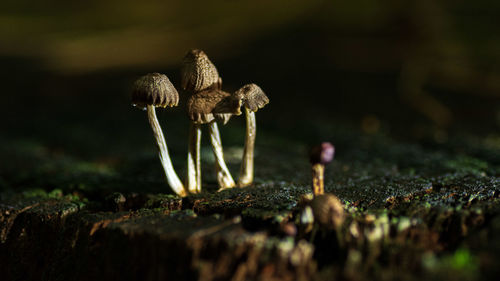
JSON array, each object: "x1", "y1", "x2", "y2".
[
  {"x1": 132, "y1": 73, "x2": 179, "y2": 108},
  {"x1": 181, "y1": 49, "x2": 220, "y2": 92},
  {"x1": 186, "y1": 89, "x2": 242, "y2": 124},
  {"x1": 234, "y1": 84, "x2": 269, "y2": 112},
  {"x1": 310, "y1": 194, "x2": 344, "y2": 228}
]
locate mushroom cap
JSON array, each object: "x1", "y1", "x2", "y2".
[
  {"x1": 234, "y1": 84, "x2": 269, "y2": 112},
  {"x1": 309, "y1": 142, "x2": 335, "y2": 165},
  {"x1": 186, "y1": 89, "x2": 242, "y2": 124},
  {"x1": 310, "y1": 193, "x2": 344, "y2": 228},
  {"x1": 132, "y1": 73, "x2": 179, "y2": 108},
  {"x1": 181, "y1": 49, "x2": 220, "y2": 92}
]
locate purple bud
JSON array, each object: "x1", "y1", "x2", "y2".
[{"x1": 309, "y1": 142, "x2": 335, "y2": 165}]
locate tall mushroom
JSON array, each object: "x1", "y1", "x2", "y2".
[
  {"x1": 233, "y1": 84, "x2": 269, "y2": 187},
  {"x1": 181, "y1": 49, "x2": 239, "y2": 192},
  {"x1": 132, "y1": 73, "x2": 186, "y2": 197},
  {"x1": 186, "y1": 88, "x2": 242, "y2": 191}
]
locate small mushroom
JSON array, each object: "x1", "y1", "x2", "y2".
[
  {"x1": 310, "y1": 193, "x2": 344, "y2": 229},
  {"x1": 181, "y1": 49, "x2": 241, "y2": 192},
  {"x1": 233, "y1": 84, "x2": 269, "y2": 187},
  {"x1": 308, "y1": 142, "x2": 344, "y2": 228},
  {"x1": 309, "y1": 142, "x2": 334, "y2": 196},
  {"x1": 132, "y1": 73, "x2": 186, "y2": 197}
]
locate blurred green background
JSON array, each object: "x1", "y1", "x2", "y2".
[{"x1": 1, "y1": 0, "x2": 500, "y2": 193}]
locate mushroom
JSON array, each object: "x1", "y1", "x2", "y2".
[
  {"x1": 308, "y1": 142, "x2": 344, "y2": 228},
  {"x1": 310, "y1": 192, "x2": 344, "y2": 229},
  {"x1": 181, "y1": 49, "x2": 220, "y2": 93},
  {"x1": 132, "y1": 73, "x2": 186, "y2": 197},
  {"x1": 185, "y1": 87, "x2": 242, "y2": 192},
  {"x1": 309, "y1": 142, "x2": 335, "y2": 196},
  {"x1": 233, "y1": 84, "x2": 269, "y2": 187},
  {"x1": 181, "y1": 49, "x2": 240, "y2": 192}
]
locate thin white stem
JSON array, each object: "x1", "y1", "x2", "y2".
[
  {"x1": 146, "y1": 105, "x2": 186, "y2": 197},
  {"x1": 238, "y1": 108, "x2": 256, "y2": 187},
  {"x1": 187, "y1": 122, "x2": 202, "y2": 193},
  {"x1": 208, "y1": 122, "x2": 236, "y2": 190}
]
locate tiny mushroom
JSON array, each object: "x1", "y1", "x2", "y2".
[
  {"x1": 309, "y1": 142, "x2": 344, "y2": 228},
  {"x1": 233, "y1": 84, "x2": 269, "y2": 187},
  {"x1": 181, "y1": 49, "x2": 240, "y2": 193},
  {"x1": 132, "y1": 73, "x2": 186, "y2": 197},
  {"x1": 309, "y1": 142, "x2": 335, "y2": 196},
  {"x1": 310, "y1": 193, "x2": 344, "y2": 229}
]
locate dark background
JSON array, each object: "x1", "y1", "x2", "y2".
[{"x1": 1, "y1": 0, "x2": 499, "y2": 192}]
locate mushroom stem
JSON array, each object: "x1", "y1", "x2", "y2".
[
  {"x1": 238, "y1": 107, "x2": 256, "y2": 187},
  {"x1": 146, "y1": 105, "x2": 186, "y2": 197},
  {"x1": 311, "y1": 163, "x2": 325, "y2": 196},
  {"x1": 208, "y1": 121, "x2": 236, "y2": 189},
  {"x1": 187, "y1": 122, "x2": 202, "y2": 193}
]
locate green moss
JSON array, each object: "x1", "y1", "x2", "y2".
[
  {"x1": 48, "y1": 188, "x2": 63, "y2": 198},
  {"x1": 423, "y1": 248, "x2": 479, "y2": 281},
  {"x1": 241, "y1": 208, "x2": 291, "y2": 223},
  {"x1": 144, "y1": 193, "x2": 182, "y2": 209},
  {"x1": 444, "y1": 156, "x2": 489, "y2": 175},
  {"x1": 22, "y1": 188, "x2": 49, "y2": 198},
  {"x1": 449, "y1": 248, "x2": 478, "y2": 271}
]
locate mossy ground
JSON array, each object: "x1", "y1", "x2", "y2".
[{"x1": 0, "y1": 59, "x2": 499, "y2": 280}]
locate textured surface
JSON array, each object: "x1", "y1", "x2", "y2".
[
  {"x1": 186, "y1": 89, "x2": 241, "y2": 124},
  {"x1": 181, "y1": 49, "x2": 220, "y2": 93},
  {"x1": 234, "y1": 84, "x2": 270, "y2": 113},
  {"x1": 132, "y1": 73, "x2": 179, "y2": 108}
]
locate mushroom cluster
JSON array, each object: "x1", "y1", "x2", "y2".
[
  {"x1": 131, "y1": 49, "x2": 269, "y2": 196},
  {"x1": 181, "y1": 49, "x2": 269, "y2": 192}
]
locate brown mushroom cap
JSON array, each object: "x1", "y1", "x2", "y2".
[
  {"x1": 132, "y1": 73, "x2": 179, "y2": 108},
  {"x1": 310, "y1": 194, "x2": 344, "y2": 228},
  {"x1": 181, "y1": 49, "x2": 219, "y2": 92},
  {"x1": 186, "y1": 89, "x2": 242, "y2": 124},
  {"x1": 234, "y1": 84, "x2": 269, "y2": 112}
]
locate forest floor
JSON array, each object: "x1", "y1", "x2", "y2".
[{"x1": 0, "y1": 58, "x2": 499, "y2": 281}]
